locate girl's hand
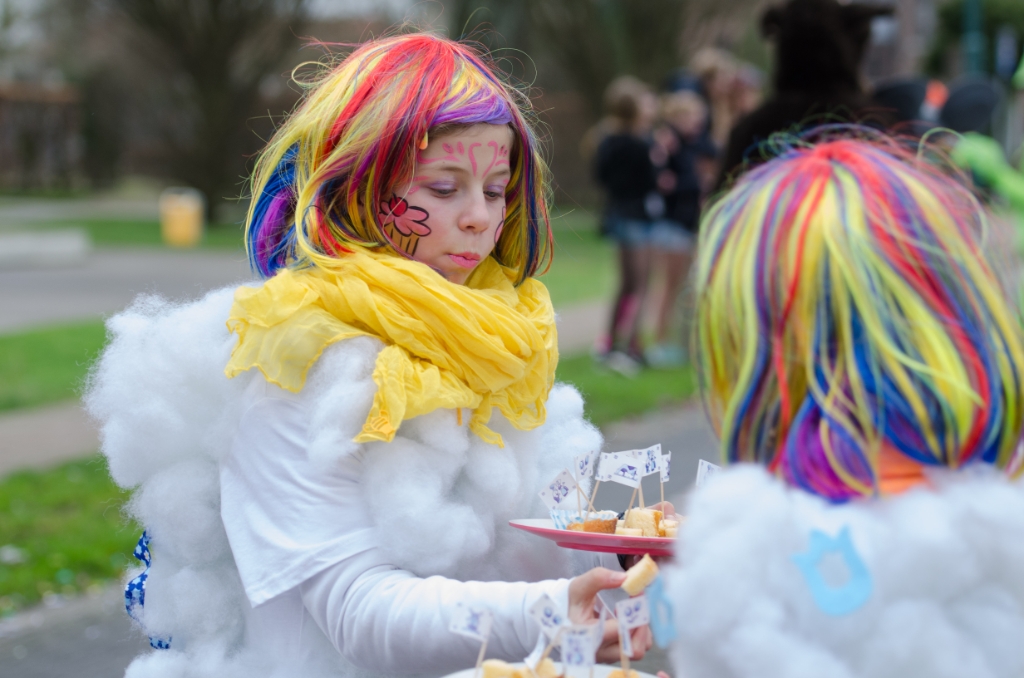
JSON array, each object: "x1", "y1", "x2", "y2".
[{"x1": 568, "y1": 568, "x2": 654, "y2": 662}]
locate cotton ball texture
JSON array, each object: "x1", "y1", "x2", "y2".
[{"x1": 664, "y1": 465, "x2": 1024, "y2": 678}]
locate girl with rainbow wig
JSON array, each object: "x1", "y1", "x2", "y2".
[
  {"x1": 694, "y1": 126, "x2": 1024, "y2": 501},
  {"x1": 86, "y1": 33, "x2": 653, "y2": 676}
]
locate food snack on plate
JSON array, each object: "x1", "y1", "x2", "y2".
[
  {"x1": 581, "y1": 510, "x2": 618, "y2": 533},
  {"x1": 624, "y1": 508, "x2": 663, "y2": 537},
  {"x1": 659, "y1": 517, "x2": 680, "y2": 538},
  {"x1": 615, "y1": 526, "x2": 643, "y2": 536},
  {"x1": 480, "y1": 659, "x2": 561, "y2": 678},
  {"x1": 481, "y1": 659, "x2": 517, "y2": 678},
  {"x1": 622, "y1": 553, "x2": 660, "y2": 596},
  {"x1": 607, "y1": 670, "x2": 640, "y2": 678},
  {"x1": 534, "y1": 658, "x2": 561, "y2": 678}
]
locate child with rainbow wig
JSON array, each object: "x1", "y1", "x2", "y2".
[
  {"x1": 662, "y1": 127, "x2": 1024, "y2": 677},
  {"x1": 87, "y1": 34, "x2": 653, "y2": 677}
]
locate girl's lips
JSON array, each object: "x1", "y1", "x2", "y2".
[{"x1": 448, "y1": 253, "x2": 480, "y2": 269}]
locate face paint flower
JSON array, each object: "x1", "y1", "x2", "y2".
[{"x1": 379, "y1": 196, "x2": 431, "y2": 237}]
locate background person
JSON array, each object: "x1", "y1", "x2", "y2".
[
  {"x1": 593, "y1": 75, "x2": 660, "y2": 375},
  {"x1": 647, "y1": 90, "x2": 718, "y2": 367}
]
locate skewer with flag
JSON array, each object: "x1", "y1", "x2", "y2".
[
  {"x1": 615, "y1": 595, "x2": 651, "y2": 677},
  {"x1": 525, "y1": 593, "x2": 570, "y2": 674},
  {"x1": 449, "y1": 603, "x2": 494, "y2": 678}
]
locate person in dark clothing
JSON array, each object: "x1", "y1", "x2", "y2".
[
  {"x1": 647, "y1": 90, "x2": 718, "y2": 367},
  {"x1": 717, "y1": 0, "x2": 892, "y2": 188},
  {"x1": 593, "y1": 76, "x2": 658, "y2": 374}
]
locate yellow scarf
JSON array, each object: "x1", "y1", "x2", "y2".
[{"x1": 224, "y1": 250, "x2": 558, "y2": 447}]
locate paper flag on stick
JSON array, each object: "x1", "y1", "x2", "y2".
[
  {"x1": 523, "y1": 633, "x2": 546, "y2": 670},
  {"x1": 573, "y1": 450, "x2": 599, "y2": 480},
  {"x1": 528, "y1": 594, "x2": 568, "y2": 640},
  {"x1": 615, "y1": 595, "x2": 650, "y2": 658},
  {"x1": 598, "y1": 451, "x2": 643, "y2": 488},
  {"x1": 660, "y1": 451, "x2": 672, "y2": 483},
  {"x1": 560, "y1": 625, "x2": 598, "y2": 667},
  {"x1": 640, "y1": 445, "x2": 662, "y2": 476},
  {"x1": 449, "y1": 603, "x2": 493, "y2": 642},
  {"x1": 695, "y1": 459, "x2": 722, "y2": 488},
  {"x1": 539, "y1": 469, "x2": 579, "y2": 511}
]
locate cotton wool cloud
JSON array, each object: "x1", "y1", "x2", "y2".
[
  {"x1": 86, "y1": 288, "x2": 600, "y2": 677},
  {"x1": 663, "y1": 464, "x2": 1024, "y2": 678}
]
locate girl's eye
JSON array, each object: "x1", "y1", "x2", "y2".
[
  {"x1": 430, "y1": 187, "x2": 456, "y2": 197},
  {"x1": 485, "y1": 189, "x2": 504, "y2": 200}
]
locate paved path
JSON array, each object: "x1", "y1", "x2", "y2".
[
  {"x1": 0, "y1": 248, "x2": 253, "y2": 334},
  {"x1": 0, "y1": 403, "x2": 98, "y2": 476}
]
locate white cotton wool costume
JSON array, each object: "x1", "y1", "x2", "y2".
[
  {"x1": 86, "y1": 288, "x2": 610, "y2": 678},
  {"x1": 663, "y1": 464, "x2": 1024, "y2": 678}
]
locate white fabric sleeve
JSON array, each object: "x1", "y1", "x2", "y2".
[
  {"x1": 221, "y1": 381, "x2": 575, "y2": 673},
  {"x1": 300, "y1": 551, "x2": 570, "y2": 673}
]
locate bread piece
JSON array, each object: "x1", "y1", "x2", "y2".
[
  {"x1": 534, "y1": 658, "x2": 561, "y2": 678},
  {"x1": 582, "y1": 510, "x2": 618, "y2": 533},
  {"x1": 615, "y1": 527, "x2": 643, "y2": 536},
  {"x1": 658, "y1": 518, "x2": 680, "y2": 537},
  {"x1": 566, "y1": 522, "x2": 584, "y2": 531},
  {"x1": 607, "y1": 670, "x2": 640, "y2": 678},
  {"x1": 624, "y1": 508, "x2": 663, "y2": 537},
  {"x1": 664, "y1": 525, "x2": 678, "y2": 538},
  {"x1": 622, "y1": 553, "x2": 659, "y2": 596},
  {"x1": 482, "y1": 660, "x2": 517, "y2": 678}
]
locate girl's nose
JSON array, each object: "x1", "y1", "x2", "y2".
[{"x1": 458, "y1": 192, "x2": 491, "y2": 233}]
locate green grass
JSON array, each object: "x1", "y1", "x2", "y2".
[
  {"x1": 37, "y1": 218, "x2": 245, "y2": 250},
  {"x1": 0, "y1": 320, "x2": 107, "y2": 413},
  {"x1": 555, "y1": 352, "x2": 698, "y2": 426},
  {"x1": 542, "y1": 209, "x2": 616, "y2": 308},
  {"x1": 0, "y1": 455, "x2": 137, "y2": 616}
]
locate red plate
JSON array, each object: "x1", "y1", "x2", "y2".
[{"x1": 509, "y1": 518, "x2": 675, "y2": 557}]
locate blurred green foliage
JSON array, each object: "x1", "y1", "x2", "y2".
[
  {"x1": 0, "y1": 455, "x2": 137, "y2": 617},
  {"x1": 927, "y1": 0, "x2": 1024, "y2": 77},
  {"x1": 37, "y1": 219, "x2": 245, "y2": 249}
]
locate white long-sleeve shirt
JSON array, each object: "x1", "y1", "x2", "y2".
[{"x1": 221, "y1": 382, "x2": 616, "y2": 675}]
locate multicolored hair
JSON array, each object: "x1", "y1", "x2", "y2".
[
  {"x1": 695, "y1": 126, "x2": 1024, "y2": 501},
  {"x1": 245, "y1": 33, "x2": 552, "y2": 284}
]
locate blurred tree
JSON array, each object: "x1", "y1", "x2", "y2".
[
  {"x1": 522, "y1": 0, "x2": 760, "y2": 113},
  {"x1": 105, "y1": 0, "x2": 309, "y2": 217},
  {"x1": 927, "y1": 0, "x2": 1024, "y2": 79}
]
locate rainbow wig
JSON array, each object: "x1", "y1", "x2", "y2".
[
  {"x1": 695, "y1": 127, "x2": 1024, "y2": 501},
  {"x1": 245, "y1": 33, "x2": 551, "y2": 284}
]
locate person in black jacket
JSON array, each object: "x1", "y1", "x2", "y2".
[
  {"x1": 594, "y1": 76, "x2": 658, "y2": 373},
  {"x1": 717, "y1": 0, "x2": 892, "y2": 188}
]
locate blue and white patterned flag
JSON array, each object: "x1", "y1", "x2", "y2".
[
  {"x1": 640, "y1": 444, "x2": 662, "y2": 476},
  {"x1": 598, "y1": 451, "x2": 643, "y2": 488},
  {"x1": 449, "y1": 603, "x2": 493, "y2": 642},
  {"x1": 573, "y1": 450, "x2": 599, "y2": 480},
  {"x1": 660, "y1": 451, "x2": 672, "y2": 483},
  {"x1": 561, "y1": 625, "x2": 599, "y2": 667},
  {"x1": 528, "y1": 593, "x2": 568, "y2": 640},
  {"x1": 539, "y1": 469, "x2": 579, "y2": 511},
  {"x1": 616, "y1": 595, "x2": 650, "y2": 658}
]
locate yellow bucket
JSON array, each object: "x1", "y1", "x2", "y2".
[{"x1": 159, "y1": 188, "x2": 205, "y2": 248}]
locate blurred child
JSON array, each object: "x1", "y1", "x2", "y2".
[
  {"x1": 594, "y1": 76, "x2": 659, "y2": 374},
  {"x1": 647, "y1": 90, "x2": 718, "y2": 366}
]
